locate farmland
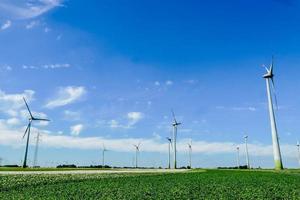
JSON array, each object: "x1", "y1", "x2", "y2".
[{"x1": 0, "y1": 169, "x2": 299, "y2": 199}]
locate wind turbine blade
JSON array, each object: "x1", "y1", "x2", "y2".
[
  {"x1": 171, "y1": 109, "x2": 177, "y2": 123},
  {"x1": 270, "y1": 55, "x2": 274, "y2": 74},
  {"x1": 271, "y1": 78, "x2": 279, "y2": 110},
  {"x1": 33, "y1": 118, "x2": 50, "y2": 121},
  {"x1": 23, "y1": 97, "x2": 33, "y2": 119},
  {"x1": 22, "y1": 124, "x2": 30, "y2": 139}
]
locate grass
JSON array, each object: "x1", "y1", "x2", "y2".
[{"x1": 0, "y1": 169, "x2": 299, "y2": 199}]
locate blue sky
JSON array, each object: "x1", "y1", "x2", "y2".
[{"x1": 0, "y1": 0, "x2": 299, "y2": 168}]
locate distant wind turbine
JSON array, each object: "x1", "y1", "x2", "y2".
[
  {"x1": 188, "y1": 140, "x2": 192, "y2": 169},
  {"x1": 244, "y1": 135, "x2": 250, "y2": 169},
  {"x1": 33, "y1": 132, "x2": 41, "y2": 168},
  {"x1": 263, "y1": 57, "x2": 283, "y2": 170},
  {"x1": 22, "y1": 98, "x2": 50, "y2": 168},
  {"x1": 236, "y1": 146, "x2": 240, "y2": 168},
  {"x1": 166, "y1": 137, "x2": 172, "y2": 169},
  {"x1": 171, "y1": 110, "x2": 181, "y2": 169},
  {"x1": 133, "y1": 143, "x2": 141, "y2": 168},
  {"x1": 102, "y1": 144, "x2": 108, "y2": 167},
  {"x1": 297, "y1": 141, "x2": 300, "y2": 167}
]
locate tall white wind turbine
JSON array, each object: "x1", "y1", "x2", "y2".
[
  {"x1": 244, "y1": 135, "x2": 250, "y2": 169},
  {"x1": 166, "y1": 137, "x2": 172, "y2": 169},
  {"x1": 188, "y1": 140, "x2": 192, "y2": 169},
  {"x1": 297, "y1": 141, "x2": 300, "y2": 167},
  {"x1": 133, "y1": 143, "x2": 141, "y2": 168},
  {"x1": 33, "y1": 132, "x2": 41, "y2": 168},
  {"x1": 236, "y1": 146, "x2": 240, "y2": 168},
  {"x1": 22, "y1": 98, "x2": 50, "y2": 168},
  {"x1": 102, "y1": 144, "x2": 108, "y2": 167},
  {"x1": 171, "y1": 110, "x2": 181, "y2": 169},
  {"x1": 263, "y1": 58, "x2": 283, "y2": 170}
]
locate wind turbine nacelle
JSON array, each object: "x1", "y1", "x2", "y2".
[{"x1": 263, "y1": 73, "x2": 273, "y2": 79}]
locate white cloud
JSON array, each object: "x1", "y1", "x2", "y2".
[
  {"x1": 70, "y1": 124, "x2": 84, "y2": 136},
  {"x1": 107, "y1": 112, "x2": 144, "y2": 129},
  {"x1": 0, "y1": 121, "x2": 297, "y2": 161},
  {"x1": 6, "y1": 118, "x2": 20, "y2": 126},
  {"x1": 23, "y1": 63, "x2": 71, "y2": 70},
  {"x1": 46, "y1": 86, "x2": 86, "y2": 109},
  {"x1": 154, "y1": 81, "x2": 160, "y2": 86},
  {"x1": 165, "y1": 80, "x2": 173, "y2": 86},
  {"x1": 232, "y1": 107, "x2": 257, "y2": 112},
  {"x1": 63, "y1": 110, "x2": 81, "y2": 121},
  {"x1": 0, "y1": 89, "x2": 35, "y2": 116},
  {"x1": 25, "y1": 20, "x2": 39, "y2": 29},
  {"x1": 185, "y1": 79, "x2": 198, "y2": 84},
  {"x1": 127, "y1": 112, "x2": 144, "y2": 126},
  {"x1": 44, "y1": 27, "x2": 50, "y2": 33},
  {"x1": 216, "y1": 106, "x2": 257, "y2": 112},
  {"x1": 0, "y1": 0, "x2": 63, "y2": 20},
  {"x1": 56, "y1": 34, "x2": 62, "y2": 40},
  {"x1": 109, "y1": 120, "x2": 121, "y2": 129},
  {"x1": 1, "y1": 20, "x2": 11, "y2": 30},
  {"x1": 0, "y1": 65, "x2": 12, "y2": 71}
]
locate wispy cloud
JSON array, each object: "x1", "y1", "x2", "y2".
[
  {"x1": 0, "y1": 0, "x2": 63, "y2": 20},
  {"x1": 0, "y1": 122, "x2": 297, "y2": 160},
  {"x1": 22, "y1": 63, "x2": 70, "y2": 70},
  {"x1": 109, "y1": 112, "x2": 144, "y2": 129},
  {"x1": 1, "y1": 20, "x2": 11, "y2": 30},
  {"x1": 216, "y1": 106, "x2": 257, "y2": 112},
  {"x1": 154, "y1": 81, "x2": 160, "y2": 86},
  {"x1": 25, "y1": 20, "x2": 39, "y2": 29},
  {"x1": 165, "y1": 80, "x2": 173, "y2": 86},
  {"x1": 46, "y1": 86, "x2": 86, "y2": 109},
  {"x1": 127, "y1": 112, "x2": 144, "y2": 126},
  {"x1": 70, "y1": 124, "x2": 83, "y2": 136},
  {"x1": 63, "y1": 110, "x2": 81, "y2": 121},
  {"x1": 0, "y1": 65, "x2": 12, "y2": 71}
]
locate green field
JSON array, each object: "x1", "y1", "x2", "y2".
[{"x1": 0, "y1": 170, "x2": 299, "y2": 199}]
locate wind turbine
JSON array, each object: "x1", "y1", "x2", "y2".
[
  {"x1": 102, "y1": 144, "x2": 108, "y2": 167},
  {"x1": 236, "y1": 146, "x2": 240, "y2": 168},
  {"x1": 33, "y1": 132, "x2": 41, "y2": 168},
  {"x1": 188, "y1": 140, "x2": 192, "y2": 169},
  {"x1": 297, "y1": 141, "x2": 300, "y2": 167},
  {"x1": 166, "y1": 137, "x2": 172, "y2": 169},
  {"x1": 263, "y1": 57, "x2": 283, "y2": 170},
  {"x1": 244, "y1": 135, "x2": 250, "y2": 169},
  {"x1": 133, "y1": 142, "x2": 141, "y2": 168},
  {"x1": 22, "y1": 97, "x2": 50, "y2": 168},
  {"x1": 171, "y1": 110, "x2": 181, "y2": 169}
]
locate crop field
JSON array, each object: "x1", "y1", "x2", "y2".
[{"x1": 0, "y1": 169, "x2": 299, "y2": 199}]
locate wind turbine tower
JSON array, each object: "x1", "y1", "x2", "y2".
[
  {"x1": 236, "y1": 146, "x2": 240, "y2": 168},
  {"x1": 297, "y1": 141, "x2": 300, "y2": 167},
  {"x1": 22, "y1": 98, "x2": 50, "y2": 168},
  {"x1": 244, "y1": 135, "x2": 250, "y2": 169},
  {"x1": 133, "y1": 143, "x2": 141, "y2": 168},
  {"x1": 188, "y1": 140, "x2": 192, "y2": 169},
  {"x1": 263, "y1": 58, "x2": 283, "y2": 170},
  {"x1": 171, "y1": 110, "x2": 181, "y2": 169},
  {"x1": 102, "y1": 144, "x2": 108, "y2": 167},
  {"x1": 166, "y1": 137, "x2": 172, "y2": 169},
  {"x1": 33, "y1": 132, "x2": 41, "y2": 168}
]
